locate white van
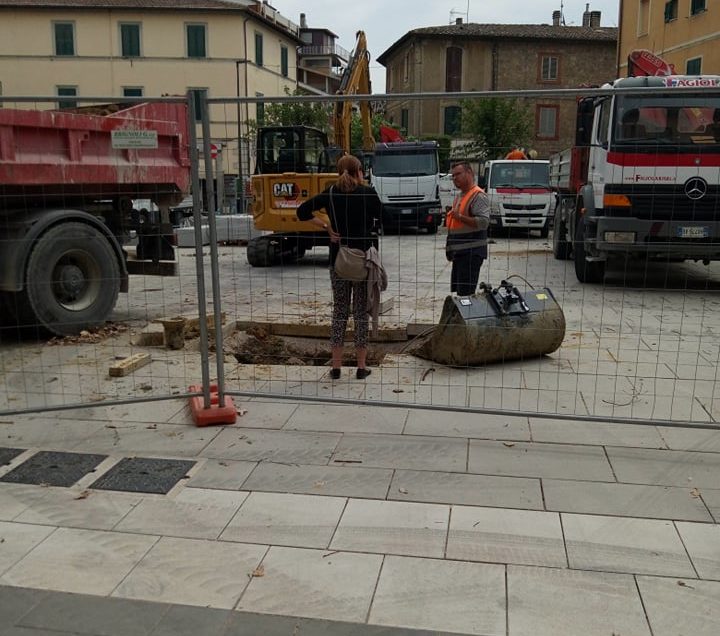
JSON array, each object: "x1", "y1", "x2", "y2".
[{"x1": 479, "y1": 160, "x2": 554, "y2": 237}]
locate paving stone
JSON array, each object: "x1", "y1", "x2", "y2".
[
  {"x1": 237, "y1": 546, "x2": 382, "y2": 623},
  {"x1": 0, "y1": 451, "x2": 107, "y2": 488},
  {"x1": 220, "y1": 492, "x2": 345, "y2": 549},
  {"x1": 0, "y1": 448, "x2": 24, "y2": 467},
  {"x1": 0, "y1": 522, "x2": 55, "y2": 577},
  {"x1": 201, "y1": 428, "x2": 341, "y2": 465},
  {"x1": 606, "y1": 446, "x2": 720, "y2": 488},
  {"x1": 0, "y1": 418, "x2": 107, "y2": 452},
  {"x1": 369, "y1": 555, "x2": 506, "y2": 635},
  {"x1": 447, "y1": 506, "x2": 566, "y2": 567},
  {"x1": 0, "y1": 585, "x2": 48, "y2": 625},
  {"x1": 563, "y1": 513, "x2": 696, "y2": 577},
  {"x1": 16, "y1": 591, "x2": 167, "y2": 636},
  {"x1": 676, "y1": 522, "x2": 720, "y2": 580},
  {"x1": 284, "y1": 404, "x2": 408, "y2": 434},
  {"x1": 0, "y1": 483, "x2": 40, "y2": 521},
  {"x1": 638, "y1": 576, "x2": 720, "y2": 636},
  {"x1": 404, "y1": 409, "x2": 530, "y2": 440},
  {"x1": 389, "y1": 470, "x2": 543, "y2": 509},
  {"x1": 241, "y1": 463, "x2": 393, "y2": 499},
  {"x1": 331, "y1": 434, "x2": 467, "y2": 472},
  {"x1": 507, "y1": 565, "x2": 651, "y2": 636},
  {"x1": 90, "y1": 457, "x2": 196, "y2": 495},
  {"x1": 172, "y1": 399, "x2": 297, "y2": 429},
  {"x1": 657, "y1": 425, "x2": 720, "y2": 452},
  {"x1": 185, "y1": 459, "x2": 256, "y2": 491},
  {"x1": 702, "y1": 489, "x2": 720, "y2": 522},
  {"x1": 330, "y1": 499, "x2": 448, "y2": 558},
  {"x1": 468, "y1": 440, "x2": 615, "y2": 482},
  {"x1": 149, "y1": 603, "x2": 233, "y2": 636},
  {"x1": 529, "y1": 417, "x2": 665, "y2": 448},
  {"x1": 543, "y1": 478, "x2": 714, "y2": 521}
]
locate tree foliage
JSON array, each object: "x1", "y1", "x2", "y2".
[
  {"x1": 257, "y1": 87, "x2": 332, "y2": 132},
  {"x1": 459, "y1": 97, "x2": 533, "y2": 160},
  {"x1": 349, "y1": 112, "x2": 398, "y2": 152}
]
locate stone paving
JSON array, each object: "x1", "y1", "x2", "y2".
[{"x1": 1, "y1": 398, "x2": 719, "y2": 634}]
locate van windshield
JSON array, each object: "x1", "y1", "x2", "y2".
[
  {"x1": 488, "y1": 163, "x2": 550, "y2": 189},
  {"x1": 373, "y1": 151, "x2": 438, "y2": 177}
]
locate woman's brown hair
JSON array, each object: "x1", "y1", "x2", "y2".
[{"x1": 335, "y1": 154, "x2": 363, "y2": 193}]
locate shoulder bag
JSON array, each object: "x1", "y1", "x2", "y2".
[{"x1": 328, "y1": 186, "x2": 368, "y2": 281}]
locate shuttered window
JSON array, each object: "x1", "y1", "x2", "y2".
[{"x1": 445, "y1": 47, "x2": 462, "y2": 92}]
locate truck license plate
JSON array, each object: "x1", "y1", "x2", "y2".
[
  {"x1": 401, "y1": 209, "x2": 412, "y2": 215},
  {"x1": 677, "y1": 226, "x2": 709, "y2": 238}
]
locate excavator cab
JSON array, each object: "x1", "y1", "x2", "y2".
[{"x1": 255, "y1": 126, "x2": 334, "y2": 174}]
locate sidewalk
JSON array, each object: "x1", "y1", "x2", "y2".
[{"x1": 1, "y1": 396, "x2": 719, "y2": 635}]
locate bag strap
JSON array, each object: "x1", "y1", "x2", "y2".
[{"x1": 328, "y1": 186, "x2": 347, "y2": 247}]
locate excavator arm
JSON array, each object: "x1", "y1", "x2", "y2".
[{"x1": 333, "y1": 31, "x2": 375, "y2": 154}]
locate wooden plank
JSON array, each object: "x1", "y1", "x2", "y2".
[{"x1": 109, "y1": 353, "x2": 152, "y2": 377}]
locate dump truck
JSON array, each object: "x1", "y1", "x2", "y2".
[
  {"x1": 0, "y1": 101, "x2": 190, "y2": 335},
  {"x1": 550, "y1": 73, "x2": 720, "y2": 283}
]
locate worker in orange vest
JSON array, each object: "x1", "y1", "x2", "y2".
[
  {"x1": 505, "y1": 146, "x2": 528, "y2": 160},
  {"x1": 445, "y1": 162, "x2": 490, "y2": 295}
]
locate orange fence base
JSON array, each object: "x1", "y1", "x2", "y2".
[{"x1": 188, "y1": 383, "x2": 238, "y2": 427}]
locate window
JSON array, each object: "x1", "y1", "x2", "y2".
[
  {"x1": 122, "y1": 87, "x2": 143, "y2": 97},
  {"x1": 53, "y1": 22, "x2": 75, "y2": 56},
  {"x1": 664, "y1": 0, "x2": 678, "y2": 22},
  {"x1": 255, "y1": 33, "x2": 263, "y2": 66},
  {"x1": 190, "y1": 88, "x2": 208, "y2": 122},
  {"x1": 186, "y1": 24, "x2": 206, "y2": 58},
  {"x1": 280, "y1": 45, "x2": 288, "y2": 77},
  {"x1": 400, "y1": 108, "x2": 409, "y2": 134},
  {"x1": 444, "y1": 106, "x2": 461, "y2": 136},
  {"x1": 57, "y1": 86, "x2": 77, "y2": 109},
  {"x1": 256, "y1": 92, "x2": 265, "y2": 124},
  {"x1": 638, "y1": 0, "x2": 650, "y2": 35},
  {"x1": 539, "y1": 55, "x2": 559, "y2": 82},
  {"x1": 120, "y1": 23, "x2": 141, "y2": 57},
  {"x1": 686, "y1": 57, "x2": 702, "y2": 74},
  {"x1": 691, "y1": 0, "x2": 706, "y2": 15},
  {"x1": 445, "y1": 47, "x2": 462, "y2": 92},
  {"x1": 536, "y1": 105, "x2": 559, "y2": 139},
  {"x1": 403, "y1": 50, "x2": 410, "y2": 83}
]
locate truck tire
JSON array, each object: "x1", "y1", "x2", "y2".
[
  {"x1": 552, "y1": 218, "x2": 571, "y2": 260},
  {"x1": 539, "y1": 219, "x2": 550, "y2": 239},
  {"x1": 573, "y1": 220, "x2": 605, "y2": 284},
  {"x1": 246, "y1": 236, "x2": 275, "y2": 267},
  {"x1": 427, "y1": 222, "x2": 438, "y2": 235},
  {"x1": 24, "y1": 222, "x2": 121, "y2": 336}
]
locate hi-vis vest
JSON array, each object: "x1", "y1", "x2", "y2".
[{"x1": 445, "y1": 185, "x2": 488, "y2": 256}]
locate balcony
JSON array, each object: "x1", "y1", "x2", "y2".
[{"x1": 298, "y1": 44, "x2": 350, "y2": 62}]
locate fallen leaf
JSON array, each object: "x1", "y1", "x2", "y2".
[
  {"x1": 74, "y1": 490, "x2": 91, "y2": 500},
  {"x1": 503, "y1": 442, "x2": 516, "y2": 447},
  {"x1": 398, "y1": 487, "x2": 409, "y2": 495},
  {"x1": 392, "y1": 389, "x2": 404, "y2": 394},
  {"x1": 677, "y1": 580, "x2": 695, "y2": 589},
  {"x1": 249, "y1": 565, "x2": 265, "y2": 578},
  {"x1": 690, "y1": 488, "x2": 701, "y2": 498}
]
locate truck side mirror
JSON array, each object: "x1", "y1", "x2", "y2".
[{"x1": 479, "y1": 176, "x2": 487, "y2": 189}]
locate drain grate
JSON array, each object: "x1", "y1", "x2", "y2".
[
  {"x1": 90, "y1": 457, "x2": 196, "y2": 494},
  {"x1": 0, "y1": 451, "x2": 107, "y2": 487},
  {"x1": 0, "y1": 447, "x2": 25, "y2": 467}
]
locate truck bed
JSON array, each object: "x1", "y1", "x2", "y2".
[{"x1": 549, "y1": 146, "x2": 589, "y2": 194}]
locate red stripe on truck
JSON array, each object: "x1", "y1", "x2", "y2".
[{"x1": 607, "y1": 152, "x2": 720, "y2": 167}]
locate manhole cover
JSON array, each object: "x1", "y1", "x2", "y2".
[
  {"x1": 0, "y1": 451, "x2": 107, "y2": 487},
  {"x1": 0, "y1": 447, "x2": 24, "y2": 467},
  {"x1": 90, "y1": 457, "x2": 196, "y2": 494}
]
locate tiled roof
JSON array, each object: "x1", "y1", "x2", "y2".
[
  {"x1": 0, "y1": 0, "x2": 244, "y2": 8},
  {"x1": 377, "y1": 23, "x2": 618, "y2": 64}
]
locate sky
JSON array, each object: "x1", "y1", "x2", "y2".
[{"x1": 271, "y1": 0, "x2": 620, "y2": 93}]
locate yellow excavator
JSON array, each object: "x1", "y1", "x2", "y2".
[{"x1": 246, "y1": 31, "x2": 375, "y2": 267}]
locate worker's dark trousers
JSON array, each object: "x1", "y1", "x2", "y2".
[{"x1": 450, "y1": 251, "x2": 484, "y2": 296}]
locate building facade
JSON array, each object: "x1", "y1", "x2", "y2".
[
  {"x1": 377, "y1": 10, "x2": 618, "y2": 159},
  {"x1": 0, "y1": 0, "x2": 303, "y2": 182},
  {"x1": 617, "y1": 0, "x2": 718, "y2": 76},
  {"x1": 297, "y1": 12, "x2": 349, "y2": 95}
]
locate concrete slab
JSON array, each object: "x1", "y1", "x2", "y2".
[
  {"x1": 468, "y1": 440, "x2": 615, "y2": 482},
  {"x1": 185, "y1": 459, "x2": 257, "y2": 491},
  {"x1": 220, "y1": 492, "x2": 346, "y2": 549},
  {"x1": 529, "y1": 417, "x2": 666, "y2": 449},
  {"x1": 0, "y1": 483, "x2": 37, "y2": 521},
  {"x1": 171, "y1": 400, "x2": 297, "y2": 429},
  {"x1": 563, "y1": 513, "x2": 696, "y2": 577},
  {"x1": 676, "y1": 522, "x2": 720, "y2": 580},
  {"x1": 657, "y1": 425, "x2": 720, "y2": 452},
  {"x1": 330, "y1": 499, "x2": 448, "y2": 558},
  {"x1": 284, "y1": 404, "x2": 408, "y2": 435},
  {"x1": 113, "y1": 536, "x2": 266, "y2": 609},
  {"x1": 389, "y1": 470, "x2": 543, "y2": 510},
  {"x1": 0, "y1": 522, "x2": 55, "y2": 577},
  {"x1": 241, "y1": 463, "x2": 393, "y2": 500},
  {"x1": 638, "y1": 576, "x2": 720, "y2": 636},
  {"x1": 403, "y1": 410, "x2": 530, "y2": 441},
  {"x1": 331, "y1": 434, "x2": 467, "y2": 472},
  {"x1": 543, "y1": 478, "x2": 713, "y2": 521},
  {"x1": 0, "y1": 527, "x2": 158, "y2": 596},
  {"x1": 447, "y1": 506, "x2": 566, "y2": 567},
  {"x1": 0, "y1": 586, "x2": 48, "y2": 627},
  {"x1": 237, "y1": 546, "x2": 383, "y2": 623},
  {"x1": 702, "y1": 489, "x2": 720, "y2": 523},
  {"x1": 507, "y1": 565, "x2": 651, "y2": 636},
  {"x1": 369, "y1": 555, "x2": 506, "y2": 635},
  {"x1": 1, "y1": 418, "x2": 108, "y2": 452}
]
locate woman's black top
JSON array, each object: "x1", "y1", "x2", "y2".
[{"x1": 296, "y1": 184, "x2": 381, "y2": 266}]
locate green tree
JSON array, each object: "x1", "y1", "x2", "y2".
[
  {"x1": 254, "y1": 87, "x2": 332, "y2": 132},
  {"x1": 349, "y1": 112, "x2": 401, "y2": 152},
  {"x1": 459, "y1": 97, "x2": 532, "y2": 160}
]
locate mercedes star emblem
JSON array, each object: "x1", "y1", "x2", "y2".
[{"x1": 684, "y1": 177, "x2": 708, "y2": 201}]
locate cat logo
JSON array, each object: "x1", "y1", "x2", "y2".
[{"x1": 272, "y1": 182, "x2": 299, "y2": 199}]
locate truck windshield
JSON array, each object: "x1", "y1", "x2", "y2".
[
  {"x1": 613, "y1": 95, "x2": 720, "y2": 148},
  {"x1": 373, "y1": 151, "x2": 438, "y2": 177},
  {"x1": 488, "y1": 163, "x2": 550, "y2": 189}
]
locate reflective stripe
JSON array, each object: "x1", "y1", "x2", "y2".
[{"x1": 446, "y1": 185, "x2": 483, "y2": 229}]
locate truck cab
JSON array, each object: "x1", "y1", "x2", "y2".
[{"x1": 480, "y1": 160, "x2": 553, "y2": 238}]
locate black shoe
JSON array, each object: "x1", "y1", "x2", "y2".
[
  {"x1": 330, "y1": 368, "x2": 341, "y2": 379},
  {"x1": 356, "y1": 368, "x2": 371, "y2": 380}
]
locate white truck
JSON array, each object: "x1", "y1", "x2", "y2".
[
  {"x1": 479, "y1": 160, "x2": 554, "y2": 238},
  {"x1": 550, "y1": 74, "x2": 720, "y2": 283},
  {"x1": 370, "y1": 141, "x2": 443, "y2": 234}
]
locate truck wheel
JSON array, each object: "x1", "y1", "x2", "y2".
[
  {"x1": 573, "y1": 221, "x2": 605, "y2": 284},
  {"x1": 552, "y1": 219, "x2": 571, "y2": 260},
  {"x1": 246, "y1": 236, "x2": 275, "y2": 267},
  {"x1": 24, "y1": 222, "x2": 121, "y2": 336},
  {"x1": 539, "y1": 220, "x2": 550, "y2": 239},
  {"x1": 427, "y1": 223, "x2": 438, "y2": 235}
]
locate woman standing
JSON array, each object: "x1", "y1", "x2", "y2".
[{"x1": 296, "y1": 155, "x2": 381, "y2": 379}]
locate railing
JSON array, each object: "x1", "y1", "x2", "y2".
[{"x1": 298, "y1": 44, "x2": 350, "y2": 62}]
